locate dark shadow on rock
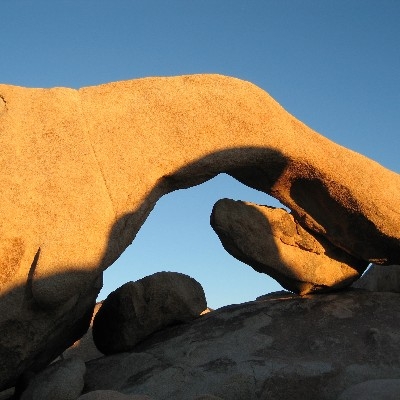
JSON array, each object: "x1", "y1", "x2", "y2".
[{"x1": 290, "y1": 176, "x2": 400, "y2": 263}]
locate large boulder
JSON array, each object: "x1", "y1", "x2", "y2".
[
  {"x1": 92, "y1": 272, "x2": 207, "y2": 354},
  {"x1": 211, "y1": 199, "x2": 368, "y2": 294},
  {"x1": 1, "y1": 74, "x2": 399, "y2": 388},
  {"x1": 83, "y1": 290, "x2": 400, "y2": 400}
]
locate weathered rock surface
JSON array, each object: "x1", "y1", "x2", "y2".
[
  {"x1": 93, "y1": 272, "x2": 207, "y2": 354},
  {"x1": 84, "y1": 290, "x2": 400, "y2": 400},
  {"x1": 20, "y1": 357, "x2": 85, "y2": 400},
  {"x1": 337, "y1": 379, "x2": 400, "y2": 400},
  {"x1": 352, "y1": 264, "x2": 400, "y2": 293},
  {"x1": 211, "y1": 199, "x2": 368, "y2": 294},
  {"x1": 1, "y1": 74, "x2": 400, "y2": 389},
  {"x1": 78, "y1": 391, "x2": 153, "y2": 400}
]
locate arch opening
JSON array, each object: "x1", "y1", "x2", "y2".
[{"x1": 98, "y1": 173, "x2": 286, "y2": 309}]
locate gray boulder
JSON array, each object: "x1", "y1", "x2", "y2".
[
  {"x1": 84, "y1": 290, "x2": 400, "y2": 400},
  {"x1": 352, "y1": 264, "x2": 400, "y2": 292},
  {"x1": 337, "y1": 379, "x2": 400, "y2": 400},
  {"x1": 92, "y1": 272, "x2": 207, "y2": 354},
  {"x1": 20, "y1": 357, "x2": 85, "y2": 400}
]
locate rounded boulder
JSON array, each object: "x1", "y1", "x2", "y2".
[{"x1": 93, "y1": 272, "x2": 207, "y2": 354}]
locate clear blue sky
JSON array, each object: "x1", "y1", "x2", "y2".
[{"x1": 1, "y1": 1, "x2": 399, "y2": 308}]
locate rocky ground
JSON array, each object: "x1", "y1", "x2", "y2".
[{"x1": 1, "y1": 265, "x2": 398, "y2": 400}]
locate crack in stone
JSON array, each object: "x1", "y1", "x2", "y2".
[
  {"x1": 78, "y1": 93, "x2": 116, "y2": 219},
  {"x1": 0, "y1": 94, "x2": 7, "y2": 113}
]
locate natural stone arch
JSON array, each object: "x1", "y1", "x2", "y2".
[{"x1": 0, "y1": 74, "x2": 399, "y2": 390}]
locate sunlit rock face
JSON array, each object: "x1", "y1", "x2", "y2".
[
  {"x1": 210, "y1": 199, "x2": 369, "y2": 295},
  {"x1": 0, "y1": 74, "x2": 399, "y2": 389}
]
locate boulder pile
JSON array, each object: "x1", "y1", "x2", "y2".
[{"x1": 0, "y1": 74, "x2": 399, "y2": 396}]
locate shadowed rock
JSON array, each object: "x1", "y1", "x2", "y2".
[
  {"x1": 61, "y1": 302, "x2": 104, "y2": 362},
  {"x1": 0, "y1": 74, "x2": 399, "y2": 389},
  {"x1": 211, "y1": 199, "x2": 368, "y2": 294},
  {"x1": 352, "y1": 264, "x2": 400, "y2": 293},
  {"x1": 20, "y1": 358, "x2": 85, "y2": 400},
  {"x1": 92, "y1": 272, "x2": 207, "y2": 354},
  {"x1": 83, "y1": 290, "x2": 400, "y2": 400},
  {"x1": 337, "y1": 379, "x2": 400, "y2": 400}
]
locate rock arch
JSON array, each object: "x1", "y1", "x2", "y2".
[{"x1": 0, "y1": 74, "x2": 399, "y2": 389}]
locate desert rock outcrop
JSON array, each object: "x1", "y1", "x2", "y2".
[
  {"x1": 92, "y1": 272, "x2": 207, "y2": 354},
  {"x1": 83, "y1": 290, "x2": 400, "y2": 400},
  {"x1": 1, "y1": 74, "x2": 399, "y2": 389},
  {"x1": 211, "y1": 199, "x2": 368, "y2": 294}
]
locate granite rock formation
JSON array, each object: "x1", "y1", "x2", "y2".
[
  {"x1": 92, "y1": 272, "x2": 207, "y2": 354},
  {"x1": 1, "y1": 74, "x2": 399, "y2": 389},
  {"x1": 211, "y1": 199, "x2": 368, "y2": 294},
  {"x1": 83, "y1": 290, "x2": 400, "y2": 400}
]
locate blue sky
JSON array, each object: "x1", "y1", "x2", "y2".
[{"x1": 1, "y1": 1, "x2": 399, "y2": 308}]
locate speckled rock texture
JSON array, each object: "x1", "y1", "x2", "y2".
[
  {"x1": 83, "y1": 290, "x2": 400, "y2": 400},
  {"x1": 0, "y1": 74, "x2": 399, "y2": 389},
  {"x1": 211, "y1": 199, "x2": 368, "y2": 294}
]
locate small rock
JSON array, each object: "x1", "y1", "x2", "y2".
[
  {"x1": 20, "y1": 357, "x2": 85, "y2": 400},
  {"x1": 93, "y1": 272, "x2": 207, "y2": 354},
  {"x1": 337, "y1": 379, "x2": 400, "y2": 400}
]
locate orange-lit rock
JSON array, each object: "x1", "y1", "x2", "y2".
[{"x1": 211, "y1": 199, "x2": 368, "y2": 295}]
